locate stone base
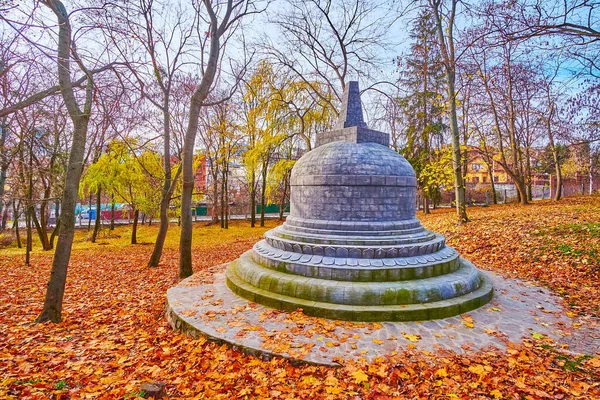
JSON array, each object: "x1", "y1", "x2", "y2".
[
  {"x1": 226, "y1": 255, "x2": 493, "y2": 321},
  {"x1": 166, "y1": 269, "x2": 594, "y2": 366},
  {"x1": 224, "y1": 249, "x2": 493, "y2": 321}
]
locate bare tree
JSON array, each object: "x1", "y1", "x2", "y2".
[
  {"x1": 179, "y1": 0, "x2": 265, "y2": 278},
  {"x1": 36, "y1": 0, "x2": 116, "y2": 323},
  {"x1": 104, "y1": 0, "x2": 194, "y2": 266},
  {"x1": 427, "y1": 0, "x2": 468, "y2": 222},
  {"x1": 266, "y1": 0, "x2": 392, "y2": 113}
]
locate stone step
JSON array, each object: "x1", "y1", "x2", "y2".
[
  {"x1": 272, "y1": 225, "x2": 434, "y2": 246},
  {"x1": 252, "y1": 242, "x2": 460, "y2": 281},
  {"x1": 226, "y1": 263, "x2": 494, "y2": 321},
  {"x1": 282, "y1": 217, "x2": 425, "y2": 237},
  {"x1": 265, "y1": 228, "x2": 446, "y2": 258},
  {"x1": 270, "y1": 225, "x2": 436, "y2": 246},
  {"x1": 232, "y1": 251, "x2": 481, "y2": 306}
]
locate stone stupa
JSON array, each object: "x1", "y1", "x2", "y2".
[{"x1": 226, "y1": 81, "x2": 493, "y2": 321}]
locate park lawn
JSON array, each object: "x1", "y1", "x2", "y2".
[{"x1": 0, "y1": 199, "x2": 599, "y2": 399}]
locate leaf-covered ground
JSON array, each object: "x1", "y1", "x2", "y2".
[{"x1": 0, "y1": 198, "x2": 599, "y2": 399}]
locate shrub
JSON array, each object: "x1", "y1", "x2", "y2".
[{"x1": 0, "y1": 232, "x2": 15, "y2": 249}]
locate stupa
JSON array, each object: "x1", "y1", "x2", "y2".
[{"x1": 226, "y1": 81, "x2": 493, "y2": 321}]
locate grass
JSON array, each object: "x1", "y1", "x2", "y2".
[{"x1": 0, "y1": 219, "x2": 280, "y2": 257}]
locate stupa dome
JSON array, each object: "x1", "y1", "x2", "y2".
[{"x1": 289, "y1": 141, "x2": 417, "y2": 226}]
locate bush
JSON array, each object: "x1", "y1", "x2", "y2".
[{"x1": 0, "y1": 231, "x2": 15, "y2": 249}]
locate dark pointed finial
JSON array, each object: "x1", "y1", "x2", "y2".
[{"x1": 335, "y1": 81, "x2": 368, "y2": 129}]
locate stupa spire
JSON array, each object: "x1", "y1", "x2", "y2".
[{"x1": 335, "y1": 81, "x2": 368, "y2": 129}]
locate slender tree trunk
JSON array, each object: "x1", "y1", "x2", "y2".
[
  {"x1": 91, "y1": 185, "x2": 102, "y2": 243},
  {"x1": 447, "y1": 72, "x2": 468, "y2": 222},
  {"x1": 524, "y1": 146, "x2": 533, "y2": 201},
  {"x1": 38, "y1": 199, "x2": 51, "y2": 249},
  {"x1": 0, "y1": 167, "x2": 7, "y2": 227},
  {"x1": 590, "y1": 155, "x2": 594, "y2": 195},
  {"x1": 546, "y1": 106, "x2": 562, "y2": 201},
  {"x1": 260, "y1": 159, "x2": 267, "y2": 227},
  {"x1": 552, "y1": 150, "x2": 562, "y2": 201},
  {"x1": 50, "y1": 218, "x2": 60, "y2": 249},
  {"x1": 0, "y1": 121, "x2": 8, "y2": 227},
  {"x1": 279, "y1": 176, "x2": 288, "y2": 221},
  {"x1": 110, "y1": 195, "x2": 115, "y2": 230},
  {"x1": 25, "y1": 205, "x2": 32, "y2": 266},
  {"x1": 1, "y1": 204, "x2": 7, "y2": 230},
  {"x1": 32, "y1": 210, "x2": 51, "y2": 250},
  {"x1": 224, "y1": 163, "x2": 229, "y2": 229},
  {"x1": 147, "y1": 70, "x2": 173, "y2": 267},
  {"x1": 431, "y1": 0, "x2": 468, "y2": 223},
  {"x1": 179, "y1": 2, "x2": 225, "y2": 279},
  {"x1": 250, "y1": 170, "x2": 256, "y2": 227},
  {"x1": 13, "y1": 201, "x2": 21, "y2": 249},
  {"x1": 86, "y1": 193, "x2": 92, "y2": 231},
  {"x1": 488, "y1": 164, "x2": 497, "y2": 204},
  {"x1": 423, "y1": 195, "x2": 430, "y2": 214},
  {"x1": 36, "y1": 0, "x2": 95, "y2": 322},
  {"x1": 131, "y1": 209, "x2": 139, "y2": 245},
  {"x1": 148, "y1": 168, "x2": 180, "y2": 267},
  {"x1": 212, "y1": 172, "x2": 219, "y2": 224}
]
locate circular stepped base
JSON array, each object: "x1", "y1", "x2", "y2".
[
  {"x1": 253, "y1": 241, "x2": 461, "y2": 281},
  {"x1": 166, "y1": 269, "x2": 587, "y2": 366},
  {"x1": 226, "y1": 256, "x2": 493, "y2": 322}
]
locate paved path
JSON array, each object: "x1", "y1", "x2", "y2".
[{"x1": 166, "y1": 265, "x2": 600, "y2": 367}]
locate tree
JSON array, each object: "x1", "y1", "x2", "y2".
[
  {"x1": 396, "y1": 10, "x2": 446, "y2": 214},
  {"x1": 105, "y1": 0, "x2": 192, "y2": 267},
  {"x1": 36, "y1": 0, "x2": 114, "y2": 323},
  {"x1": 179, "y1": 0, "x2": 264, "y2": 279},
  {"x1": 426, "y1": 0, "x2": 469, "y2": 222},
  {"x1": 267, "y1": 0, "x2": 392, "y2": 113}
]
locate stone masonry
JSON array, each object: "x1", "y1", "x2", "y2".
[{"x1": 224, "y1": 81, "x2": 493, "y2": 321}]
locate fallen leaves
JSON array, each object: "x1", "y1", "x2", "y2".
[
  {"x1": 461, "y1": 314, "x2": 475, "y2": 329},
  {"x1": 1, "y1": 200, "x2": 600, "y2": 398}
]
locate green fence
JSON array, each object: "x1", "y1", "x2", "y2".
[
  {"x1": 257, "y1": 204, "x2": 290, "y2": 214},
  {"x1": 193, "y1": 206, "x2": 208, "y2": 216}
]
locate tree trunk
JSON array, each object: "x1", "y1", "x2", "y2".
[
  {"x1": 250, "y1": 170, "x2": 256, "y2": 227},
  {"x1": 0, "y1": 121, "x2": 8, "y2": 228},
  {"x1": 431, "y1": 0, "x2": 468, "y2": 223},
  {"x1": 179, "y1": 1, "x2": 225, "y2": 279},
  {"x1": 220, "y1": 165, "x2": 225, "y2": 229},
  {"x1": 514, "y1": 176, "x2": 528, "y2": 205},
  {"x1": 447, "y1": 72, "x2": 468, "y2": 223},
  {"x1": 224, "y1": 163, "x2": 229, "y2": 229},
  {"x1": 131, "y1": 209, "x2": 139, "y2": 244},
  {"x1": 546, "y1": 108, "x2": 562, "y2": 201},
  {"x1": 423, "y1": 195, "x2": 430, "y2": 214},
  {"x1": 50, "y1": 218, "x2": 60, "y2": 249},
  {"x1": 110, "y1": 196, "x2": 115, "y2": 230},
  {"x1": 1, "y1": 204, "x2": 7, "y2": 230},
  {"x1": 32, "y1": 210, "x2": 51, "y2": 250},
  {"x1": 590, "y1": 155, "x2": 594, "y2": 195},
  {"x1": 279, "y1": 176, "x2": 288, "y2": 221},
  {"x1": 91, "y1": 185, "x2": 102, "y2": 243},
  {"x1": 26, "y1": 205, "x2": 32, "y2": 266},
  {"x1": 148, "y1": 168, "x2": 180, "y2": 267},
  {"x1": 13, "y1": 201, "x2": 21, "y2": 249},
  {"x1": 212, "y1": 172, "x2": 219, "y2": 224},
  {"x1": 260, "y1": 159, "x2": 267, "y2": 227},
  {"x1": 488, "y1": 165, "x2": 497, "y2": 204},
  {"x1": 36, "y1": 0, "x2": 94, "y2": 323},
  {"x1": 38, "y1": 200, "x2": 51, "y2": 249}
]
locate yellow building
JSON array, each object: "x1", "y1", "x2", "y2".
[{"x1": 464, "y1": 152, "x2": 510, "y2": 185}]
